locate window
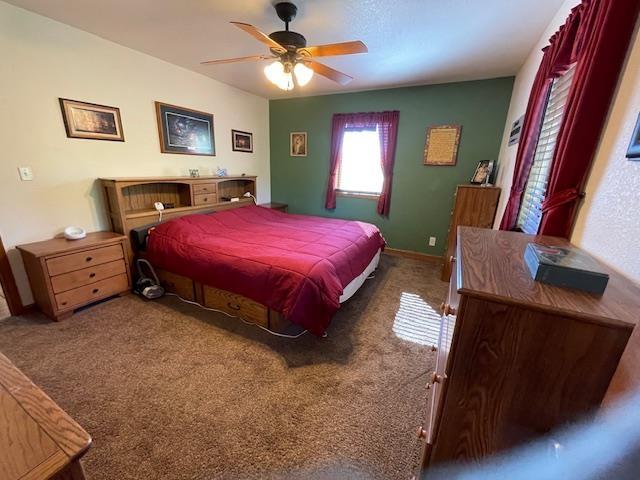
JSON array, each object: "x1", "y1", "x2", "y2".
[
  {"x1": 336, "y1": 128, "x2": 383, "y2": 196},
  {"x1": 516, "y1": 64, "x2": 576, "y2": 234}
]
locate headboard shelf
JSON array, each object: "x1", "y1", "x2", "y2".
[{"x1": 101, "y1": 175, "x2": 257, "y2": 235}]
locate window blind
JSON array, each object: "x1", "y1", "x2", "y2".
[{"x1": 516, "y1": 64, "x2": 576, "y2": 234}]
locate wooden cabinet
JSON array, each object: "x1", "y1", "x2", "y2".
[
  {"x1": 420, "y1": 227, "x2": 639, "y2": 472},
  {"x1": 441, "y1": 185, "x2": 500, "y2": 280},
  {"x1": 17, "y1": 232, "x2": 131, "y2": 320},
  {"x1": 0, "y1": 352, "x2": 91, "y2": 480},
  {"x1": 259, "y1": 202, "x2": 288, "y2": 212}
]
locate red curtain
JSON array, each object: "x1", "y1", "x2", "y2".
[
  {"x1": 500, "y1": 0, "x2": 640, "y2": 236},
  {"x1": 324, "y1": 111, "x2": 400, "y2": 216}
]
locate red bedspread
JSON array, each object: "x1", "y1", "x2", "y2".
[{"x1": 146, "y1": 206, "x2": 385, "y2": 335}]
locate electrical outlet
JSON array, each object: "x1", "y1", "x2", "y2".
[
  {"x1": 18, "y1": 166, "x2": 33, "y2": 181},
  {"x1": 428, "y1": 236, "x2": 437, "y2": 247}
]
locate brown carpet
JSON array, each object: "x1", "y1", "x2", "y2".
[{"x1": 0, "y1": 255, "x2": 447, "y2": 480}]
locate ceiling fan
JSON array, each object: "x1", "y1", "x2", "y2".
[{"x1": 201, "y1": 2, "x2": 368, "y2": 91}]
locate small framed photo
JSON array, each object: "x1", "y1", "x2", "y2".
[
  {"x1": 290, "y1": 132, "x2": 307, "y2": 157},
  {"x1": 471, "y1": 160, "x2": 494, "y2": 185},
  {"x1": 626, "y1": 113, "x2": 640, "y2": 160},
  {"x1": 231, "y1": 130, "x2": 253, "y2": 153},
  {"x1": 59, "y1": 98, "x2": 124, "y2": 141},
  {"x1": 155, "y1": 101, "x2": 215, "y2": 156}
]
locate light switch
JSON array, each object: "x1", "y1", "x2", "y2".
[
  {"x1": 18, "y1": 167, "x2": 33, "y2": 181},
  {"x1": 428, "y1": 236, "x2": 437, "y2": 247}
]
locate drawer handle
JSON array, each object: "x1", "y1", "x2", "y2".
[
  {"x1": 431, "y1": 372, "x2": 443, "y2": 384},
  {"x1": 92, "y1": 288, "x2": 99, "y2": 294},
  {"x1": 227, "y1": 302, "x2": 241, "y2": 311},
  {"x1": 86, "y1": 256, "x2": 93, "y2": 262},
  {"x1": 417, "y1": 426, "x2": 428, "y2": 439},
  {"x1": 203, "y1": 197, "x2": 208, "y2": 202},
  {"x1": 89, "y1": 273, "x2": 96, "y2": 278},
  {"x1": 61, "y1": 301, "x2": 68, "y2": 306}
]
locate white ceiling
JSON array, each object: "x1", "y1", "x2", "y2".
[{"x1": 6, "y1": 0, "x2": 566, "y2": 99}]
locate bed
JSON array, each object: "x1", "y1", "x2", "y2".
[{"x1": 145, "y1": 205, "x2": 385, "y2": 336}]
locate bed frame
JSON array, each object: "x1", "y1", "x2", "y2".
[{"x1": 100, "y1": 175, "x2": 300, "y2": 334}]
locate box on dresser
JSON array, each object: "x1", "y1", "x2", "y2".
[
  {"x1": 418, "y1": 227, "x2": 640, "y2": 475},
  {"x1": 17, "y1": 232, "x2": 131, "y2": 320}
]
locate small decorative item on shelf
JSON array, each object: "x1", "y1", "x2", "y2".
[
  {"x1": 216, "y1": 166, "x2": 228, "y2": 177},
  {"x1": 188, "y1": 168, "x2": 200, "y2": 178},
  {"x1": 626, "y1": 113, "x2": 640, "y2": 160},
  {"x1": 471, "y1": 160, "x2": 494, "y2": 185}
]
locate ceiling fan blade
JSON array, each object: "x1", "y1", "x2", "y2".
[
  {"x1": 302, "y1": 41, "x2": 368, "y2": 57},
  {"x1": 231, "y1": 22, "x2": 287, "y2": 53},
  {"x1": 305, "y1": 60, "x2": 353, "y2": 85},
  {"x1": 201, "y1": 55, "x2": 274, "y2": 65}
]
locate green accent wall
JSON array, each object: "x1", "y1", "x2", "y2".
[{"x1": 269, "y1": 77, "x2": 514, "y2": 255}]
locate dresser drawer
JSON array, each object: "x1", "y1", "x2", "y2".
[
  {"x1": 193, "y1": 183, "x2": 217, "y2": 195},
  {"x1": 202, "y1": 286, "x2": 268, "y2": 327},
  {"x1": 55, "y1": 273, "x2": 129, "y2": 311},
  {"x1": 46, "y1": 244, "x2": 124, "y2": 276},
  {"x1": 50, "y1": 259, "x2": 127, "y2": 294},
  {"x1": 194, "y1": 193, "x2": 217, "y2": 206}
]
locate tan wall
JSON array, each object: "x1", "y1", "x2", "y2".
[
  {"x1": 494, "y1": 0, "x2": 640, "y2": 283},
  {"x1": 0, "y1": 2, "x2": 270, "y2": 304},
  {"x1": 572, "y1": 25, "x2": 640, "y2": 282}
]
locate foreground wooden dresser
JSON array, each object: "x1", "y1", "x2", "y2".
[
  {"x1": 18, "y1": 232, "x2": 131, "y2": 320},
  {"x1": 419, "y1": 227, "x2": 639, "y2": 472},
  {"x1": 0, "y1": 352, "x2": 91, "y2": 479},
  {"x1": 441, "y1": 185, "x2": 500, "y2": 281}
]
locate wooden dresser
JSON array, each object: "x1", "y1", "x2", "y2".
[
  {"x1": 18, "y1": 232, "x2": 131, "y2": 320},
  {"x1": 441, "y1": 185, "x2": 500, "y2": 280},
  {"x1": 0, "y1": 352, "x2": 91, "y2": 479},
  {"x1": 419, "y1": 227, "x2": 639, "y2": 472}
]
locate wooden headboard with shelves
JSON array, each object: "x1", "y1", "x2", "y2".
[{"x1": 100, "y1": 175, "x2": 257, "y2": 234}]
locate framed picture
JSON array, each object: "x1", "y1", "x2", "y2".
[
  {"x1": 508, "y1": 115, "x2": 524, "y2": 146},
  {"x1": 290, "y1": 132, "x2": 307, "y2": 157},
  {"x1": 231, "y1": 130, "x2": 253, "y2": 153},
  {"x1": 155, "y1": 102, "x2": 215, "y2": 156},
  {"x1": 59, "y1": 98, "x2": 124, "y2": 141},
  {"x1": 626, "y1": 113, "x2": 640, "y2": 160},
  {"x1": 471, "y1": 160, "x2": 494, "y2": 185},
  {"x1": 424, "y1": 125, "x2": 461, "y2": 166}
]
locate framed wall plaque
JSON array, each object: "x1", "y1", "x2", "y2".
[
  {"x1": 424, "y1": 125, "x2": 462, "y2": 166},
  {"x1": 155, "y1": 102, "x2": 215, "y2": 156},
  {"x1": 59, "y1": 98, "x2": 124, "y2": 141}
]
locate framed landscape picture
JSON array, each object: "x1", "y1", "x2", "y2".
[
  {"x1": 59, "y1": 98, "x2": 124, "y2": 141},
  {"x1": 231, "y1": 130, "x2": 253, "y2": 153},
  {"x1": 290, "y1": 132, "x2": 307, "y2": 157},
  {"x1": 155, "y1": 102, "x2": 215, "y2": 156}
]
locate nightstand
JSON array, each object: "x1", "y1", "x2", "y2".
[
  {"x1": 259, "y1": 202, "x2": 288, "y2": 213},
  {"x1": 17, "y1": 232, "x2": 131, "y2": 320}
]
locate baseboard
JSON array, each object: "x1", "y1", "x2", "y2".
[{"x1": 384, "y1": 248, "x2": 443, "y2": 263}]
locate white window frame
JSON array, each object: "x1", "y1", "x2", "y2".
[{"x1": 336, "y1": 127, "x2": 383, "y2": 198}]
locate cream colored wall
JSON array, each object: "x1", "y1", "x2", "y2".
[
  {"x1": 0, "y1": 2, "x2": 270, "y2": 304},
  {"x1": 572, "y1": 26, "x2": 640, "y2": 282},
  {"x1": 493, "y1": 0, "x2": 578, "y2": 228},
  {"x1": 494, "y1": 1, "x2": 640, "y2": 283}
]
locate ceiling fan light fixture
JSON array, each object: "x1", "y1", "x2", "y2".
[
  {"x1": 294, "y1": 62, "x2": 313, "y2": 86},
  {"x1": 264, "y1": 60, "x2": 285, "y2": 85}
]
